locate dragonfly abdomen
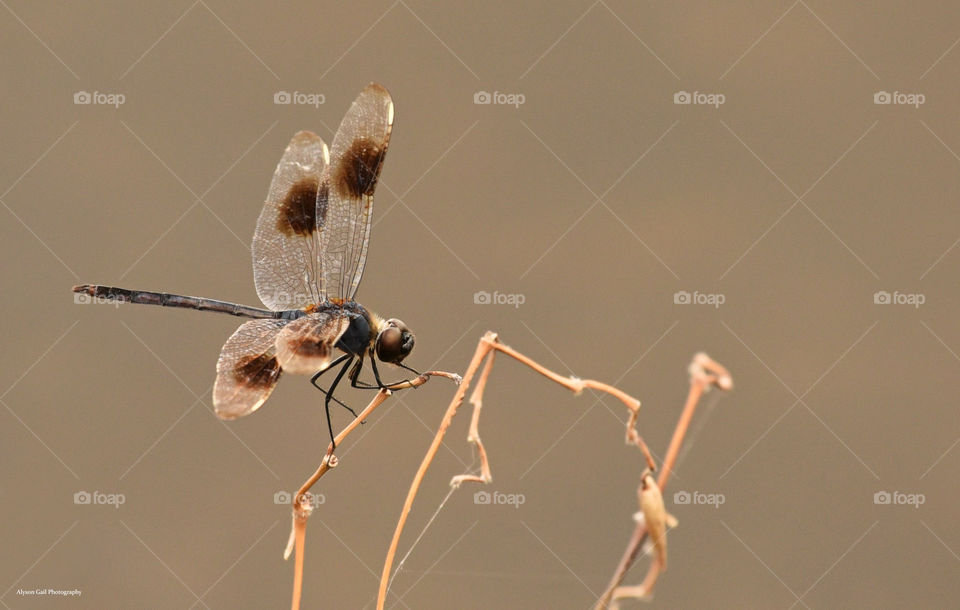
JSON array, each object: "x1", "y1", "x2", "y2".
[{"x1": 72, "y1": 284, "x2": 283, "y2": 320}]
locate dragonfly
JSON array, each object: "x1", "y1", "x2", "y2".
[{"x1": 73, "y1": 83, "x2": 418, "y2": 450}]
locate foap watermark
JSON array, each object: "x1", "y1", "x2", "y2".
[
  {"x1": 274, "y1": 490, "x2": 325, "y2": 507},
  {"x1": 74, "y1": 90, "x2": 125, "y2": 108},
  {"x1": 274, "y1": 91, "x2": 326, "y2": 108},
  {"x1": 674, "y1": 90, "x2": 725, "y2": 108},
  {"x1": 473, "y1": 90, "x2": 526, "y2": 108},
  {"x1": 673, "y1": 490, "x2": 725, "y2": 508},
  {"x1": 263, "y1": 289, "x2": 313, "y2": 309},
  {"x1": 73, "y1": 292, "x2": 124, "y2": 308},
  {"x1": 473, "y1": 290, "x2": 525, "y2": 308},
  {"x1": 473, "y1": 490, "x2": 525, "y2": 508},
  {"x1": 674, "y1": 290, "x2": 725, "y2": 308},
  {"x1": 873, "y1": 290, "x2": 924, "y2": 308},
  {"x1": 74, "y1": 490, "x2": 125, "y2": 508},
  {"x1": 874, "y1": 90, "x2": 925, "y2": 108},
  {"x1": 874, "y1": 490, "x2": 925, "y2": 508}
]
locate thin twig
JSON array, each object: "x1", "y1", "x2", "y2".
[
  {"x1": 376, "y1": 333, "x2": 499, "y2": 609},
  {"x1": 596, "y1": 353, "x2": 732, "y2": 608},
  {"x1": 285, "y1": 334, "x2": 729, "y2": 609},
  {"x1": 377, "y1": 333, "x2": 649, "y2": 610},
  {"x1": 287, "y1": 370, "x2": 460, "y2": 610}
]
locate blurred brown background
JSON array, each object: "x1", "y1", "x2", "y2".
[{"x1": 2, "y1": 1, "x2": 959, "y2": 608}]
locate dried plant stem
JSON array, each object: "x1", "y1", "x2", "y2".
[
  {"x1": 284, "y1": 333, "x2": 730, "y2": 610},
  {"x1": 450, "y1": 347, "x2": 497, "y2": 487},
  {"x1": 610, "y1": 564, "x2": 659, "y2": 606},
  {"x1": 287, "y1": 370, "x2": 460, "y2": 610},
  {"x1": 494, "y1": 341, "x2": 641, "y2": 412},
  {"x1": 597, "y1": 353, "x2": 732, "y2": 608},
  {"x1": 376, "y1": 332, "x2": 648, "y2": 610},
  {"x1": 376, "y1": 333, "x2": 499, "y2": 609}
]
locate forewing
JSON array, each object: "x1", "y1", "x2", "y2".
[
  {"x1": 321, "y1": 83, "x2": 394, "y2": 300},
  {"x1": 274, "y1": 312, "x2": 350, "y2": 375},
  {"x1": 252, "y1": 131, "x2": 329, "y2": 310},
  {"x1": 213, "y1": 319, "x2": 287, "y2": 419}
]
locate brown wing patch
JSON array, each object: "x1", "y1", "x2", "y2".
[
  {"x1": 233, "y1": 353, "x2": 282, "y2": 389},
  {"x1": 277, "y1": 176, "x2": 322, "y2": 237},
  {"x1": 214, "y1": 319, "x2": 287, "y2": 420},
  {"x1": 275, "y1": 313, "x2": 350, "y2": 375},
  {"x1": 316, "y1": 179, "x2": 329, "y2": 228},
  {"x1": 318, "y1": 83, "x2": 393, "y2": 301},
  {"x1": 335, "y1": 136, "x2": 388, "y2": 199}
]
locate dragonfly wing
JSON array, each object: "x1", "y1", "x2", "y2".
[
  {"x1": 320, "y1": 83, "x2": 394, "y2": 301},
  {"x1": 274, "y1": 311, "x2": 351, "y2": 375},
  {"x1": 252, "y1": 131, "x2": 329, "y2": 310},
  {"x1": 213, "y1": 319, "x2": 287, "y2": 419}
]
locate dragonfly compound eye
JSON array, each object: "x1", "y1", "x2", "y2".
[{"x1": 377, "y1": 319, "x2": 415, "y2": 363}]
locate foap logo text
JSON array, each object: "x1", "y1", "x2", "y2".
[
  {"x1": 274, "y1": 490, "x2": 325, "y2": 507},
  {"x1": 74, "y1": 490, "x2": 125, "y2": 508},
  {"x1": 274, "y1": 91, "x2": 326, "y2": 107},
  {"x1": 474, "y1": 490, "x2": 525, "y2": 508},
  {"x1": 874, "y1": 490, "x2": 925, "y2": 508},
  {"x1": 74, "y1": 91, "x2": 125, "y2": 108},
  {"x1": 674, "y1": 290, "x2": 725, "y2": 308},
  {"x1": 673, "y1": 490, "x2": 725, "y2": 508},
  {"x1": 474, "y1": 90, "x2": 526, "y2": 108},
  {"x1": 873, "y1": 91, "x2": 925, "y2": 108},
  {"x1": 474, "y1": 290, "x2": 525, "y2": 308},
  {"x1": 674, "y1": 90, "x2": 725, "y2": 108},
  {"x1": 874, "y1": 290, "x2": 924, "y2": 308},
  {"x1": 73, "y1": 292, "x2": 124, "y2": 308}
]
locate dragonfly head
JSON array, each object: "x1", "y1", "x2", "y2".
[{"x1": 375, "y1": 318, "x2": 415, "y2": 364}]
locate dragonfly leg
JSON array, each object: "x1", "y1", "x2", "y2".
[
  {"x1": 310, "y1": 355, "x2": 358, "y2": 417},
  {"x1": 318, "y1": 355, "x2": 354, "y2": 451},
  {"x1": 349, "y1": 355, "x2": 381, "y2": 390},
  {"x1": 347, "y1": 353, "x2": 420, "y2": 391},
  {"x1": 370, "y1": 356, "x2": 419, "y2": 390}
]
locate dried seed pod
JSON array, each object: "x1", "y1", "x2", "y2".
[{"x1": 639, "y1": 472, "x2": 678, "y2": 571}]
